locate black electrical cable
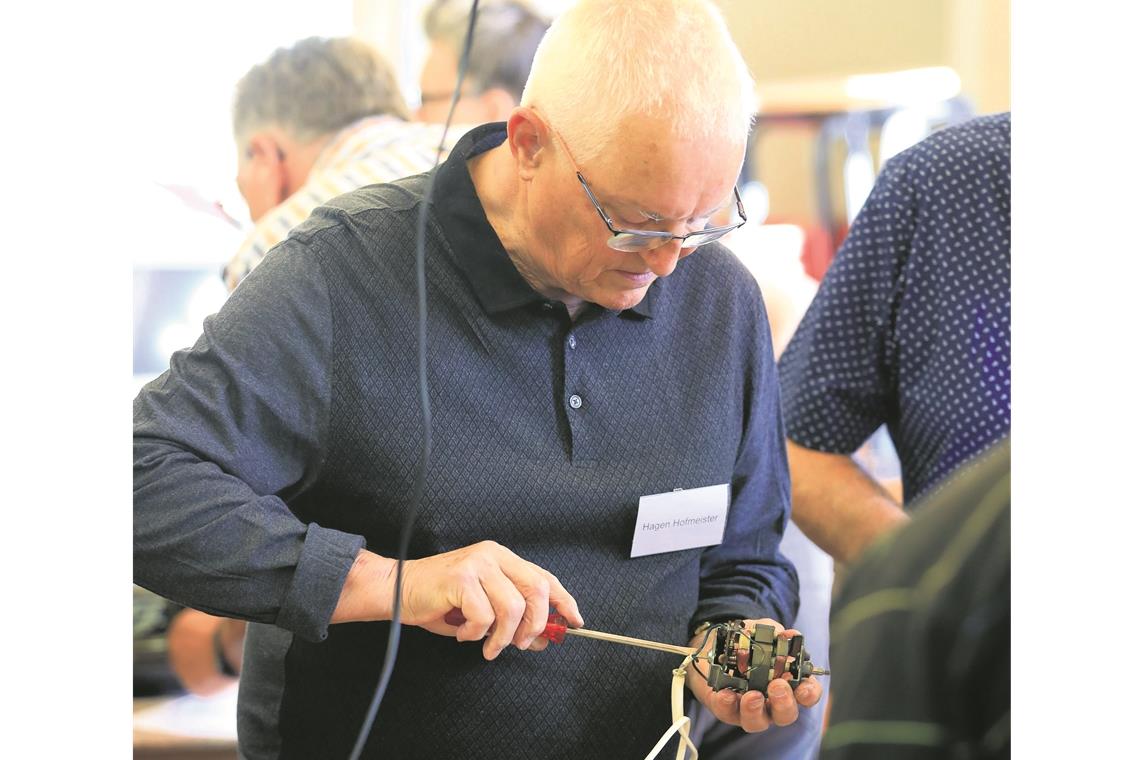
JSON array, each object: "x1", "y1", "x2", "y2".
[{"x1": 347, "y1": 3, "x2": 481, "y2": 757}]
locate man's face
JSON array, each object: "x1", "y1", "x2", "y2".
[
  {"x1": 235, "y1": 140, "x2": 279, "y2": 223},
  {"x1": 523, "y1": 116, "x2": 744, "y2": 312},
  {"x1": 417, "y1": 40, "x2": 488, "y2": 125}
]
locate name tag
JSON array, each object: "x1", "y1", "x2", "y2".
[{"x1": 629, "y1": 483, "x2": 730, "y2": 558}]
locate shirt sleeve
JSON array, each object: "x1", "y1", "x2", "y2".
[
  {"x1": 134, "y1": 233, "x2": 364, "y2": 643},
  {"x1": 691, "y1": 274, "x2": 799, "y2": 631},
  {"x1": 777, "y1": 153, "x2": 919, "y2": 454}
]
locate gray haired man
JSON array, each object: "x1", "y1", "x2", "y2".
[{"x1": 223, "y1": 36, "x2": 446, "y2": 289}]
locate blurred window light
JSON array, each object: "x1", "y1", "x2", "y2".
[
  {"x1": 134, "y1": 268, "x2": 229, "y2": 382},
  {"x1": 844, "y1": 66, "x2": 962, "y2": 106},
  {"x1": 878, "y1": 108, "x2": 934, "y2": 165},
  {"x1": 843, "y1": 150, "x2": 877, "y2": 226},
  {"x1": 740, "y1": 180, "x2": 770, "y2": 227}
]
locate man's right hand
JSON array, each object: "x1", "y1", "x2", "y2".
[{"x1": 332, "y1": 541, "x2": 582, "y2": 661}]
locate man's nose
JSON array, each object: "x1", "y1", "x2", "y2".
[{"x1": 640, "y1": 239, "x2": 686, "y2": 278}]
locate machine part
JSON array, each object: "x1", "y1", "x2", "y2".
[{"x1": 702, "y1": 620, "x2": 829, "y2": 696}]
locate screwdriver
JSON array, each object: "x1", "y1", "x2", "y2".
[{"x1": 443, "y1": 609, "x2": 697, "y2": 657}]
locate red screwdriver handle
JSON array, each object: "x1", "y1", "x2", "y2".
[
  {"x1": 543, "y1": 613, "x2": 568, "y2": 644},
  {"x1": 442, "y1": 608, "x2": 569, "y2": 644}
]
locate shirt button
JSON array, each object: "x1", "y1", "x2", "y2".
[
  {"x1": 568, "y1": 334, "x2": 577, "y2": 349},
  {"x1": 542, "y1": 301, "x2": 554, "y2": 310},
  {"x1": 568, "y1": 394, "x2": 583, "y2": 409}
]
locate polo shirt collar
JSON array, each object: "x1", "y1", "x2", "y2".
[{"x1": 432, "y1": 122, "x2": 656, "y2": 319}]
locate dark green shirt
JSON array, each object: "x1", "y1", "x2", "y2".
[{"x1": 823, "y1": 439, "x2": 1010, "y2": 759}]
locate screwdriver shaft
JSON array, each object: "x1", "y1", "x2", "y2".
[{"x1": 562, "y1": 626, "x2": 697, "y2": 657}]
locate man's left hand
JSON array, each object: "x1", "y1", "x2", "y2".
[{"x1": 686, "y1": 618, "x2": 823, "y2": 733}]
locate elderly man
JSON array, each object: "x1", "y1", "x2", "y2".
[
  {"x1": 135, "y1": 1, "x2": 820, "y2": 757},
  {"x1": 222, "y1": 36, "x2": 447, "y2": 290},
  {"x1": 418, "y1": 0, "x2": 549, "y2": 124}
]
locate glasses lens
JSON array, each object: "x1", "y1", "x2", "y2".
[{"x1": 607, "y1": 232, "x2": 673, "y2": 252}]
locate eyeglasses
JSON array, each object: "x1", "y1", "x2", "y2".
[
  {"x1": 575, "y1": 172, "x2": 747, "y2": 253},
  {"x1": 544, "y1": 120, "x2": 747, "y2": 253}
]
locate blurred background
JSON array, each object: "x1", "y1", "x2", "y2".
[
  {"x1": 130, "y1": 0, "x2": 1009, "y2": 388},
  {"x1": 130, "y1": 0, "x2": 1009, "y2": 755}
]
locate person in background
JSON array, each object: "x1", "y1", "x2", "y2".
[
  {"x1": 418, "y1": 0, "x2": 549, "y2": 124},
  {"x1": 821, "y1": 438, "x2": 1010, "y2": 759},
  {"x1": 136, "y1": 1, "x2": 822, "y2": 756},
  {"x1": 763, "y1": 112, "x2": 1009, "y2": 759},
  {"x1": 779, "y1": 112, "x2": 1010, "y2": 562},
  {"x1": 221, "y1": 36, "x2": 447, "y2": 291}
]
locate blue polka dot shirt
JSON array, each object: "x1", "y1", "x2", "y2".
[{"x1": 778, "y1": 112, "x2": 1011, "y2": 502}]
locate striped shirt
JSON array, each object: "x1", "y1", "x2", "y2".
[{"x1": 224, "y1": 115, "x2": 458, "y2": 288}]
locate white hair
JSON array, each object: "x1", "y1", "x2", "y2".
[{"x1": 519, "y1": 0, "x2": 758, "y2": 163}]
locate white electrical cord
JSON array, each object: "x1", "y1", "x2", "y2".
[{"x1": 642, "y1": 657, "x2": 699, "y2": 760}]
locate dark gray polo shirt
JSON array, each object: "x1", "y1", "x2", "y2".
[{"x1": 134, "y1": 123, "x2": 797, "y2": 759}]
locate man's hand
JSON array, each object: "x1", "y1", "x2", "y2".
[
  {"x1": 333, "y1": 541, "x2": 582, "y2": 662},
  {"x1": 686, "y1": 619, "x2": 822, "y2": 733}
]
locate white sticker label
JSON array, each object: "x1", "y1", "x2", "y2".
[{"x1": 629, "y1": 483, "x2": 730, "y2": 558}]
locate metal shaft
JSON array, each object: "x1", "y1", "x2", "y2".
[{"x1": 563, "y1": 626, "x2": 697, "y2": 657}]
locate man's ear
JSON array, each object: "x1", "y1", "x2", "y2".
[
  {"x1": 506, "y1": 107, "x2": 547, "y2": 180},
  {"x1": 242, "y1": 131, "x2": 289, "y2": 216}
]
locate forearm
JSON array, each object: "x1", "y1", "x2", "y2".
[
  {"x1": 330, "y1": 549, "x2": 398, "y2": 623},
  {"x1": 787, "y1": 439, "x2": 908, "y2": 564},
  {"x1": 135, "y1": 439, "x2": 363, "y2": 633}
]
